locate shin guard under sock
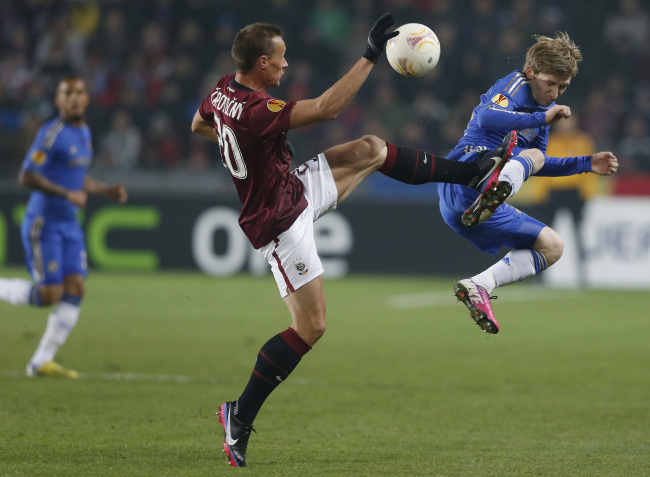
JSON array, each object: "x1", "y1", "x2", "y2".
[
  {"x1": 380, "y1": 143, "x2": 481, "y2": 185},
  {"x1": 235, "y1": 327, "x2": 311, "y2": 424},
  {"x1": 499, "y1": 155, "x2": 534, "y2": 197},
  {"x1": 477, "y1": 249, "x2": 549, "y2": 292},
  {"x1": 29, "y1": 297, "x2": 81, "y2": 367}
]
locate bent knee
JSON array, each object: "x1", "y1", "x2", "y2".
[
  {"x1": 64, "y1": 283, "x2": 86, "y2": 298},
  {"x1": 357, "y1": 135, "x2": 385, "y2": 166},
  {"x1": 360, "y1": 134, "x2": 384, "y2": 151},
  {"x1": 520, "y1": 148, "x2": 545, "y2": 174},
  {"x1": 309, "y1": 310, "x2": 327, "y2": 342},
  {"x1": 535, "y1": 227, "x2": 564, "y2": 266},
  {"x1": 63, "y1": 274, "x2": 86, "y2": 298},
  {"x1": 294, "y1": 315, "x2": 326, "y2": 346},
  {"x1": 312, "y1": 320, "x2": 326, "y2": 341},
  {"x1": 38, "y1": 286, "x2": 63, "y2": 306}
]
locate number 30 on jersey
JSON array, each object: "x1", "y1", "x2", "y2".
[{"x1": 214, "y1": 114, "x2": 247, "y2": 179}]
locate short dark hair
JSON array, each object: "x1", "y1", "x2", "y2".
[
  {"x1": 231, "y1": 23, "x2": 283, "y2": 73},
  {"x1": 56, "y1": 74, "x2": 86, "y2": 89}
]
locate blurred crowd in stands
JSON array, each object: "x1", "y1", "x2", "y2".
[{"x1": 1, "y1": 0, "x2": 649, "y2": 195}]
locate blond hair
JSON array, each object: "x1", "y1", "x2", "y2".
[{"x1": 524, "y1": 32, "x2": 582, "y2": 79}]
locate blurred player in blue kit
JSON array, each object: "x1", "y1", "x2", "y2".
[
  {"x1": 440, "y1": 33, "x2": 619, "y2": 334},
  {"x1": 0, "y1": 76, "x2": 128, "y2": 377}
]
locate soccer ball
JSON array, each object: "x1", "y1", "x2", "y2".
[{"x1": 385, "y1": 23, "x2": 441, "y2": 77}]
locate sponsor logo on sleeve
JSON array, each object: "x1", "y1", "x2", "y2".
[
  {"x1": 31, "y1": 150, "x2": 46, "y2": 165},
  {"x1": 491, "y1": 94, "x2": 509, "y2": 107},
  {"x1": 267, "y1": 99, "x2": 286, "y2": 112}
]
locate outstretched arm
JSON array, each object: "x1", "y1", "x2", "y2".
[
  {"x1": 590, "y1": 151, "x2": 618, "y2": 175},
  {"x1": 289, "y1": 58, "x2": 374, "y2": 127},
  {"x1": 536, "y1": 151, "x2": 618, "y2": 177},
  {"x1": 289, "y1": 13, "x2": 398, "y2": 129}
]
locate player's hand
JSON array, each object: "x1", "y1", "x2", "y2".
[
  {"x1": 363, "y1": 13, "x2": 399, "y2": 64},
  {"x1": 545, "y1": 104, "x2": 571, "y2": 125},
  {"x1": 66, "y1": 190, "x2": 88, "y2": 208},
  {"x1": 591, "y1": 151, "x2": 618, "y2": 175},
  {"x1": 106, "y1": 183, "x2": 128, "y2": 203}
]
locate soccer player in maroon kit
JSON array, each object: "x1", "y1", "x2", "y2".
[{"x1": 191, "y1": 13, "x2": 514, "y2": 467}]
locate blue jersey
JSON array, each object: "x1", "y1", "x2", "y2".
[
  {"x1": 21, "y1": 117, "x2": 93, "y2": 220},
  {"x1": 441, "y1": 70, "x2": 591, "y2": 191},
  {"x1": 439, "y1": 70, "x2": 551, "y2": 215},
  {"x1": 451, "y1": 70, "x2": 550, "y2": 158},
  {"x1": 438, "y1": 70, "x2": 591, "y2": 254}
]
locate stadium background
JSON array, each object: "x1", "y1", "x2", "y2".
[
  {"x1": 1, "y1": 3, "x2": 649, "y2": 475},
  {"x1": 1, "y1": 0, "x2": 649, "y2": 285}
]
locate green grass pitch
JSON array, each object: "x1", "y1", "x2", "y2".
[{"x1": 1, "y1": 268, "x2": 648, "y2": 476}]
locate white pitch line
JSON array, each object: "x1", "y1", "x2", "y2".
[
  {"x1": 388, "y1": 291, "x2": 458, "y2": 309},
  {"x1": 1, "y1": 369, "x2": 314, "y2": 386},
  {"x1": 388, "y1": 288, "x2": 578, "y2": 310},
  {"x1": 2, "y1": 369, "x2": 199, "y2": 382},
  {"x1": 88, "y1": 372, "x2": 196, "y2": 383},
  {"x1": 5, "y1": 369, "x2": 622, "y2": 395}
]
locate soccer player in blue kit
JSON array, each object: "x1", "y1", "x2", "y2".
[
  {"x1": 0, "y1": 76, "x2": 128, "y2": 377},
  {"x1": 441, "y1": 32, "x2": 619, "y2": 334}
]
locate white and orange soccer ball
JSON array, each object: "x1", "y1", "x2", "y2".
[{"x1": 385, "y1": 23, "x2": 441, "y2": 77}]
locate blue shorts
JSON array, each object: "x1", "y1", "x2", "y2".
[
  {"x1": 438, "y1": 147, "x2": 546, "y2": 255},
  {"x1": 21, "y1": 215, "x2": 88, "y2": 285}
]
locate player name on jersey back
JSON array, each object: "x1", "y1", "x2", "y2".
[{"x1": 211, "y1": 88, "x2": 245, "y2": 120}]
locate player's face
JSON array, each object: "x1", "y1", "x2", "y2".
[
  {"x1": 525, "y1": 66, "x2": 571, "y2": 107},
  {"x1": 263, "y1": 36, "x2": 288, "y2": 88},
  {"x1": 55, "y1": 79, "x2": 90, "y2": 123}
]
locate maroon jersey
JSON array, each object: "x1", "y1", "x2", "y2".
[{"x1": 199, "y1": 74, "x2": 307, "y2": 248}]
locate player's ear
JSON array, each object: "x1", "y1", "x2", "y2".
[
  {"x1": 259, "y1": 55, "x2": 267, "y2": 71},
  {"x1": 524, "y1": 65, "x2": 534, "y2": 78}
]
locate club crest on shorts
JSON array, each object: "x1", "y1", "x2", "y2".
[{"x1": 294, "y1": 258, "x2": 308, "y2": 275}]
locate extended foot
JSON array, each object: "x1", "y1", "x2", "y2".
[
  {"x1": 462, "y1": 131, "x2": 517, "y2": 227},
  {"x1": 454, "y1": 279, "x2": 500, "y2": 334},
  {"x1": 217, "y1": 401, "x2": 255, "y2": 468},
  {"x1": 26, "y1": 361, "x2": 79, "y2": 378},
  {"x1": 461, "y1": 180, "x2": 512, "y2": 227},
  {"x1": 472, "y1": 131, "x2": 517, "y2": 193}
]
